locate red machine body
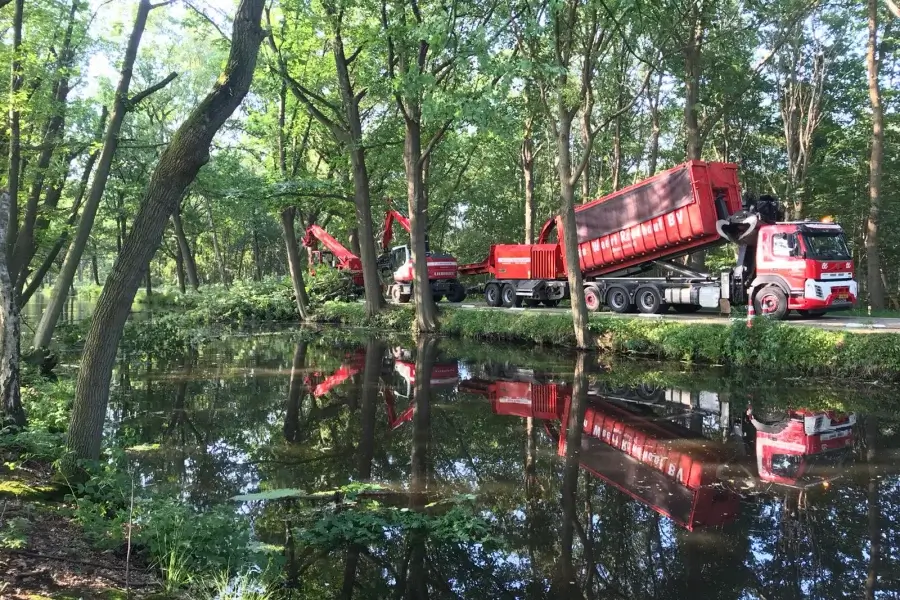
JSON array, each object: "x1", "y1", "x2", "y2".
[
  {"x1": 301, "y1": 224, "x2": 364, "y2": 287},
  {"x1": 379, "y1": 209, "x2": 466, "y2": 304},
  {"x1": 460, "y1": 161, "x2": 857, "y2": 317},
  {"x1": 384, "y1": 358, "x2": 460, "y2": 429},
  {"x1": 306, "y1": 351, "x2": 367, "y2": 397}
]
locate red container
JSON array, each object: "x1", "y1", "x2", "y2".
[{"x1": 554, "y1": 161, "x2": 743, "y2": 277}]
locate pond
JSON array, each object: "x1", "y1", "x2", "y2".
[{"x1": 101, "y1": 328, "x2": 899, "y2": 598}]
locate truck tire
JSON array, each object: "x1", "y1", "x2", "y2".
[
  {"x1": 501, "y1": 283, "x2": 518, "y2": 308},
  {"x1": 754, "y1": 285, "x2": 789, "y2": 320},
  {"x1": 541, "y1": 299, "x2": 560, "y2": 308},
  {"x1": 635, "y1": 285, "x2": 665, "y2": 314},
  {"x1": 433, "y1": 294, "x2": 443, "y2": 303},
  {"x1": 447, "y1": 283, "x2": 466, "y2": 303},
  {"x1": 606, "y1": 285, "x2": 633, "y2": 314},
  {"x1": 485, "y1": 283, "x2": 501, "y2": 307},
  {"x1": 390, "y1": 285, "x2": 403, "y2": 304},
  {"x1": 523, "y1": 299, "x2": 541, "y2": 308},
  {"x1": 584, "y1": 287, "x2": 602, "y2": 312}
]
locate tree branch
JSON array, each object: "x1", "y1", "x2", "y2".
[
  {"x1": 128, "y1": 72, "x2": 178, "y2": 108},
  {"x1": 0, "y1": 0, "x2": 13, "y2": 8},
  {"x1": 346, "y1": 45, "x2": 364, "y2": 65},
  {"x1": 419, "y1": 119, "x2": 453, "y2": 165},
  {"x1": 885, "y1": 0, "x2": 900, "y2": 18},
  {"x1": 184, "y1": 0, "x2": 231, "y2": 41}
]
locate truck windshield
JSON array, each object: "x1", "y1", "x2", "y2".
[{"x1": 802, "y1": 233, "x2": 851, "y2": 260}]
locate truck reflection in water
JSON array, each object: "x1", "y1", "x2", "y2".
[{"x1": 459, "y1": 367, "x2": 856, "y2": 531}]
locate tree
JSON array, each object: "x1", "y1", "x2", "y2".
[
  {"x1": 865, "y1": 0, "x2": 886, "y2": 310},
  {"x1": 64, "y1": 0, "x2": 268, "y2": 466},
  {"x1": 0, "y1": 191, "x2": 24, "y2": 427},
  {"x1": 281, "y1": 206, "x2": 310, "y2": 320},
  {"x1": 32, "y1": 0, "x2": 177, "y2": 351}
]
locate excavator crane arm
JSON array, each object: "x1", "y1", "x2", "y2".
[
  {"x1": 381, "y1": 209, "x2": 412, "y2": 251},
  {"x1": 302, "y1": 224, "x2": 363, "y2": 272}
]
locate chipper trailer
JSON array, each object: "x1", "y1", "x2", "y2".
[{"x1": 459, "y1": 161, "x2": 857, "y2": 318}]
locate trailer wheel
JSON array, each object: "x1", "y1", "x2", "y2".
[
  {"x1": 485, "y1": 283, "x2": 501, "y2": 307},
  {"x1": 584, "y1": 287, "x2": 602, "y2": 312},
  {"x1": 606, "y1": 285, "x2": 632, "y2": 314},
  {"x1": 433, "y1": 294, "x2": 443, "y2": 303},
  {"x1": 523, "y1": 299, "x2": 541, "y2": 308},
  {"x1": 447, "y1": 283, "x2": 466, "y2": 303},
  {"x1": 754, "y1": 285, "x2": 789, "y2": 320},
  {"x1": 636, "y1": 285, "x2": 665, "y2": 314},
  {"x1": 501, "y1": 283, "x2": 517, "y2": 308}
]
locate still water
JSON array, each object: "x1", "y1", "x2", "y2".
[{"x1": 103, "y1": 330, "x2": 899, "y2": 598}]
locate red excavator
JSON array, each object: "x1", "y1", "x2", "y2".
[
  {"x1": 383, "y1": 346, "x2": 460, "y2": 429},
  {"x1": 301, "y1": 224, "x2": 364, "y2": 287},
  {"x1": 378, "y1": 208, "x2": 466, "y2": 304}
]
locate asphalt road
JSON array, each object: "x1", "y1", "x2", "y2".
[{"x1": 448, "y1": 302, "x2": 900, "y2": 332}]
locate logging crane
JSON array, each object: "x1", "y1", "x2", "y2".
[
  {"x1": 301, "y1": 224, "x2": 364, "y2": 287},
  {"x1": 378, "y1": 208, "x2": 466, "y2": 304}
]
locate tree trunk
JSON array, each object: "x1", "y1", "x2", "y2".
[
  {"x1": 865, "y1": 0, "x2": 885, "y2": 310},
  {"x1": 145, "y1": 266, "x2": 152, "y2": 298},
  {"x1": 63, "y1": 0, "x2": 266, "y2": 468},
  {"x1": 648, "y1": 69, "x2": 663, "y2": 176},
  {"x1": 252, "y1": 228, "x2": 263, "y2": 281},
  {"x1": 172, "y1": 208, "x2": 200, "y2": 291},
  {"x1": 0, "y1": 192, "x2": 24, "y2": 427},
  {"x1": 581, "y1": 110, "x2": 592, "y2": 200},
  {"x1": 283, "y1": 341, "x2": 307, "y2": 443},
  {"x1": 6, "y1": 0, "x2": 24, "y2": 260},
  {"x1": 865, "y1": 417, "x2": 880, "y2": 599},
  {"x1": 329, "y1": 22, "x2": 384, "y2": 319},
  {"x1": 203, "y1": 195, "x2": 228, "y2": 286},
  {"x1": 91, "y1": 255, "x2": 100, "y2": 286},
  {"x1": 554, "y1": 353, "x2": 587, "y2": 597},
  {"x1": 32, "y1": 0, "x2": 153, "y2": 352},
  {"x1": 556, "y1": 113, "x2": 591, "y2": 349},
  {"x1": 522, "y1": 119, "x2": 536, "y2": 244},
  {"x1": 281, "y1": 206, "x2": 310, "y2": 321},
  {"x1": 174, "y1": 243, "x2": 186, "y2": 294},
  {"x1": 403, "y1": 113, "x2": 438, "y2": 333},
  {"x1": 10, "y1": 0, "x2": 80, "y2": 289},
  {"x1": 612, "y1": 116, "x2": 622, "y2": 191}
]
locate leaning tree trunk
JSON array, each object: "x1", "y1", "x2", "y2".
[
  {"x1": 556, "y1": 113, "x2": 591, "y2": 349},
  {"x1": 865, "y1": 0, "x2": 885, "y2": 310},
  {"x1": 281, "y1": 206, "x2": 310, "y2": 321},
  {"x1": 63, "y1": 0, "x2": 267, "y2": 468},
  {"x1": 32, "y1": 0, "x2": 153, "y2": 352},
  {"x1": 0, "y1": 192, "x2": 24, "y2": 427},
  {"x1": 403, "y1": 113, "x2": 438, "y2": 333}
]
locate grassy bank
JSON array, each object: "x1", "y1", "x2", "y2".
[{"x1": 314, "y1": 301, "x2": 900, "y2": 380}]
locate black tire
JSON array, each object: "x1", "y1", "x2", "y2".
[
  {"x1": 635, "y1": 285, "x2": 665, "y2": 314},
  {"x1": 399, "y1": 293, "x2": 411, "y2": 303},
  {"x1": 523, "y1": 299, "x2": 541, "y2": 308},
  {"x1": 485, "y1": 283, "x2": 501, "y2": 307},
  {"x1": 433, "y1": 294, "x2": 443, "y2": 303},
  {"x1": 754, "y1": 285, "x2": 789, "y2": 320},
  {"x1": 541, "y1": 299, "x2": 560, "y2": 308},
  {"x1": 671, "y1": 304, "x2": 702, "y2": 314},
  {"x1": 390, "y1": 285, "x2": 403, "y2": 304},
  {"x1": 501, "y1": 283, "x2": 517, "y2": 308},
  {"x1": 606, "y1": 285, "x2": 632, "y2": 314},
  {"x1": 584, "y1": 287, "x2": 602, "y2": 312},
  {"x1": 797, "y1": 309, "x2": 826, "y2": 318},
  {"x1": 446, "y1": 283, "x2": 466, "y2": 303}
]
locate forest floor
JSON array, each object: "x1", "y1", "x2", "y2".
[{"x1": 0, "y1": 452, "x2": 161, "y2": 599}]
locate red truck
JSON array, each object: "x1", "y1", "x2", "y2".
[
  {"x1": 460, "y1": 161, "x2": 857, "y2": 318},
  {"x1": 460, "y1": 370, "x2": 856, "y2": 530}
]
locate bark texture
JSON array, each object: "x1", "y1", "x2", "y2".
[
  {"x1": 6, "y1": 0, "x2": 24, "y2": 258},
  {"x1": 522, "y1": 118, "x2": 536, "y2": 244},
  {"x1": 64, "y1": 0, "x2": 267, "y2": 466},
  {"x1": 865, "y1": 0, "x2": 885, "y2": 309},
  {"x1": 281, "y1": 206, "x2": 310, "y2": 321},
  {"x1": 172, "y1": 207, "x2": 200, "y2": 291},
  {"x1": 0, "y1": 192, "x2": 24, "y2": 427}
]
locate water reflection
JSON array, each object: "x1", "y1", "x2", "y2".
[{"x1": 110, "y1": 332, "x2": 899, "y2": 598}]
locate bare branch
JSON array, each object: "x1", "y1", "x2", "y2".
[
  {"x1": 346, "y1": 45, "x2": 364, "y2": 65},
  {"x1": 886, "y1": 0, "x2": 900, "y2": 18},
  {"x1": 128, "y1": 72, "x2": 178, "y2": 108},
  {"x1": 184, "y1": 0, "x2": 231, "y2": 42},
  {"x1": 149, "y1": 0, "x2": 175, "y2": 9},
  {"x1": 0, "y1": 0, "x2": 13, "y2": 8}
]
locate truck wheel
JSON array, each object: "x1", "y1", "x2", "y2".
[
  {"x1": 672, "y1": 304, "x2": 702, "y2": 314},
  {"x1": 584, "y1": 287, "x2": 602, "y2": 312},
  {"x1": 754, "y1": 285, "x2": 788, "y2": 320},
  {"x1": 485, "y1": 283, "x2": 501, "y2": 307},
  {"x1": 541, "y1": 299, "x2": 560, "y2": 308},
  {"x1": 390, "y1": 285, "x2": 403, "y2": 304},
  {"x1": 433, "y1": 294, "x2": 443, "y2": 303},
  {"x1": 523, "y1": 299, "x2": 540, "y2": 308},
  {"x1": 447, "y1": 283, "x2": 466, "y2": 303},
  {"x1": 606, "y1": 285, "x2": 633, "y2": 314},
  {"x1": 501, "y1": 283, "x2": 517, "y2": 308},
  {"x1": 636, "y1": 285, "x2": 664, "y2": 314}
]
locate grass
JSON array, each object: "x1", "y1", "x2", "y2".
[{"x1": 313, "y1": 301, "x2": 900, "y2": 380}]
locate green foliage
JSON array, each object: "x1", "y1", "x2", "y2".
[{"x1": 0, "y1": 517, "x2": 30, "y2": 549}]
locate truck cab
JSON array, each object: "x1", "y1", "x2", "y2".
[{"x1": 752, "y1": 222, "x2": 857, "y2": 317}]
